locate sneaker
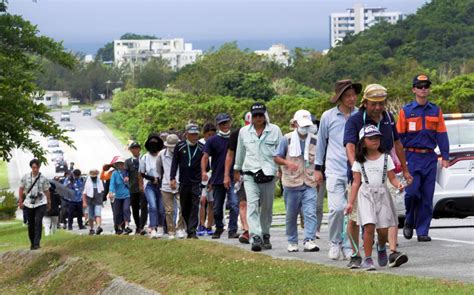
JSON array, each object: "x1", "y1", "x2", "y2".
[
  {"x1": 403, "y1": 222, "x2": 413, "y2": 240},
  {"x1": 123, "y1": 227, "x2": 133, "y2": 235},
  {"x1": 347, "y1": 256, "x2": 362, "y2": 269},
  {"x1": 62, "y1": 224, "x2": 67, "y2": 230},
  {"x1": 287, "y1": 243, "x2": 299, "y2": 252},
  {"x1": 251, "y1": 235, "x2": 263, "y2": 252},
  {"x1": 239, "y1": 231, "x2": 250, "y2": 244},
  {"x1": 228, "y1": 231, "x2": 240, "y2": 239},
  {"x1": 89, "y1": 229, "x2": 95, "y2": 235},
  {"x1": 150, "y1": 229, "x2": 158, "y2": 239},
  {"x1": 156, "y1": 227, "x2": 164, "y2": 238},
  {"x1": 115, "y1": 229, "x2": 123, "y2": 235},
  {"x1": 262, "y1": 234, "x2": 272, "y2": 250},
  {"x1": 303, "y1": 240, "x2": 320, "y2": 252},
  {"x1": 168, "y1": 234, "x2": 176, "y2": 240},
  {"x1": 377, "y1": 243, "x2": 388, "y2": 267},
  {"x1": 140, "y1": 229, "x2": 147, "y2": 236},
  {"x1": 79, "y1": 225, "x2": 87, "y2": 230},
  {"x1": 417, "y1": 235, "x2": 432, "y2": 242},
  {"x1": 95, "y1": 227, "x2": 103, "y2": 235},
  {"x1": 342, "y1": 247, "x2": 353, "y2": 260},
  {"x1": 67, "y1": 226, "x2": 73, "y2": 231},
  {"x1": 176, "y1": 229, "x2": 186, "y2": 239},
  {"x1": 212, "y1": 228, "x2": 224, "y2": 239},
  {"x1": 361, "y1": 257, "x2": 376, "y2": 271},
  {"x1": 196, "y1": 225, "x2": 206, "y2": 236},
  {"x1": 206, "y1": 228, "x2": 214, "y2": 235},
  {"x1": 388, "y1": 251, "x2": 408, "y2": 267},
  {"x1": 328, "y1": 243, "x2": 341, "y2": 260},
  {"x1": 187, "y1": 233, "x2": 198, "y2": 239}
]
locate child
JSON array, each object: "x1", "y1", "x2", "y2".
[
  {"x1": 345, "y1": 125, "x2": 408, "y2": 271},
  {"x1": 44, "y1": 180, "x2": 61, "y2": 236}
]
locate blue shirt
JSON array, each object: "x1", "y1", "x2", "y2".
[
  {"x1": 315, "y1": 106, "x2": 358, "y2": 177},
  {"x1": 203, "y1": 134, "x2": 229, "y2": 185},
  {"x1": 67, "y1": 177, "x2": 84, "y2": 203},
  {"x1": 109, "y1": 170, "x2": 130, "y2": 199}
]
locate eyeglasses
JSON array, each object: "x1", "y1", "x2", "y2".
[{"x1": 415, "y1": 84, "x2": 430, "y2": 90}]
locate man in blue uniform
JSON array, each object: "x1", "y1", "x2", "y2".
[{"x1": 397, "y1": 74, "x2": 450, "y2": 242}]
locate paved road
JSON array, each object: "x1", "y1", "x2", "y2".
[{"x1": 8, "y1": 111, "x2": 474, "y2": 284}]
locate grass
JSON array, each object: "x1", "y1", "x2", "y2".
[
  {"x1": 0, "y1": 161, "x2": 9, "y2": 190},
  {"x1": 1, "y1": 221, "x2": 472, "y2": 294}
]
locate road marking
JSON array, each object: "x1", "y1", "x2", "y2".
[{"x1": 399, "y1": 234, "x2": 474, "y2": 245}]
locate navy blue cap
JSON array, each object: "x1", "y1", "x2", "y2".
[
  {"x1": 185, "y1": 123, "x2": 200, "y2": 134},
  {"x1": 215, "y1": 113, "x2": 231, "y2": 125},
  {"x1": 413, "y1": 74, "x2": 432, "y2": 86},
  {"x1": 251, "y1": 102, "x2": 266, "y2": 115}
]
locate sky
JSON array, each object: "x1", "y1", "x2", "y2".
[{"x1": 8, "y1": 0, "x2": 429, "y2": 53}]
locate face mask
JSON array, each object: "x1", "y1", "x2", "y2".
[
  {"x1": 217, "y1": 130, "x2": 231, "y2": 138},
  {"x1": 297, "y1": 126, "x2": 309, "y2": 136},
  {"x1": 186, "y1": 139, "x2": 197, "y2": 146},
  {"x1": 148, "y1": 142, "x2": 160, "y2": 153},
  {"x1": 308, "y1": 124, "x2": 318, "y2": 135},
  {"x1": 91, "y1": 176, "x2": 97, "y2": 182}
]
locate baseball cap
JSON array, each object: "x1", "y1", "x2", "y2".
[
  {"x1": 128, "y1": 141, "x2": 141, "y2": 149},
  {"x1": 185, "y1": 123, "x2": 200, "y2": 134},
  {"x1": 293, "y1": 110, "x2": 313, "y2": 127},
  {"x1": 215, "y1": 113, "x2": 231, "y2": 125},
  {"x1": 250, "y1": 102, "x2": 266, "y2": 115},
  {"x1": 359, "y1": 125, "x2": 382, "y2": 140},
  {"x1": 413, "y1": 74, "x2": 432, "y2": 86}
]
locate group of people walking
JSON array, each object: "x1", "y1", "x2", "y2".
[{"x1": 19, "y1": 74, "x2": 449, "y2": 271}]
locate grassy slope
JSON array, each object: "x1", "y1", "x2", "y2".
[{"x1": 1, "y1": 222, "x2": 472, "y2": 294}]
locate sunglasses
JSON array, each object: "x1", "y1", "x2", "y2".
[{"x1": 415, "y1": 84, "x2": 430, "y2": 90}]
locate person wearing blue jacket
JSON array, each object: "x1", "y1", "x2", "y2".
[
  {"x1": 65, "y1": 169, "x2": 86, "y2": 230},
  {"x1": 109, "y1": 156, "x2": 132, "y2": 235}
]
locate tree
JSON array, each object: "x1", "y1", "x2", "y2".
[
  {"x1": 136, "y1": 57, "x2": 174, "y2": 90},
  {"x1": 0, "y1": 6, "x2": 76, "y2": 161}
]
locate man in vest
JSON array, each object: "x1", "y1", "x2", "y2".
[{"x1": 274, "y1": 110, "x2": 320, "y2": 252}]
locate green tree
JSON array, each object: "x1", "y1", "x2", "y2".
[
  {"x1": 0, "y1": 6, "x2": 76, "y2": 161},
  {"x1": 136, "y1": 57, "x2": 174, "y2": 90}
]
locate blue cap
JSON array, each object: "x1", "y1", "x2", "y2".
[
  {"x1": 359, "y1": 125, "x2": 382, "y2": 140},
  {"x1": 215, "y1": 113, "x2": 231, "y2": 125},
  {"x1": 185, "y1": 123, "x2": 200, "y2": 134}
]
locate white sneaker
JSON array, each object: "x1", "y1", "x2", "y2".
[
  {"x1": 303, "y1": 240, "x2": 320, "y2": 252},
  {"x1": 328, "y1": 243, "x2": 341, "y2": 260},
  {"x1": 156, "y1": 227, "x2": 164, "y2": 238},
  {"x1": 150, "y1": 229, "x2": 158, "y2": 239},
  {"x1": 168, "y1": 234, "x2": 176, "y2": 240},
  {"x1": 176, "y1": 229, "x2": 186, "y2": 239},
  {"x1": 342, "y1": 247, "x2": 353, "y2": 260},
  {"x1": 287, "y1": 243, "x2": 299, "y2": 252}
]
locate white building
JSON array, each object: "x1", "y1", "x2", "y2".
[
  {"x1": 34, "y1": 91, "x2": 70, "y2": 107},
  {"x1": 114, "y1": 38, "x2": 202, "y2": 70},
  {"x1": 255, "y1": 44, "x2": 291, "y2": 66},
  {"x1": 330, "y1": 4, "x2": 402, "y2": 47}
]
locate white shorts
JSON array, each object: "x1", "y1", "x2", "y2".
[{"x1": 357, "y1": 184, "x2": 397, "y2": 228}]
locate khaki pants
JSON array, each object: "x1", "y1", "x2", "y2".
[{"x1": 161, "y1": 191, "x2": 186, "y2": 234}]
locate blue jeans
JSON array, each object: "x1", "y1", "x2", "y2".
[
  {"x1": 285, "y1": 186, "x2": 318, "y2": 243},
  {"x1": 145, "y1": 183, "x2": 165, "y2": 228},
  {"x1": 213, "y1": 184, "x2": 239, "y2": 232}
]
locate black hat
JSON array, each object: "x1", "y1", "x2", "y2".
[
  {"x1": 128, "y1": 141, "x2": 141, "y2": 149},
  {"x1": 215, "y1": 113, "x2": 231, "y2": 124},
  {"x1": 250, "y1": 102, "x2": 266, "y2": 115},
  {"x1": 413, "y1": 74, "x2": 432, "y2": 86},
  {"x1": 144, "y1": 133, "x2": 164, "y2": 151}
]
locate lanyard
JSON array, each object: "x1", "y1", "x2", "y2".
[
  {"x1": 363, "y1": 111, "x2": 381, "y2": 130},
  {"x1": 187, "y1": 143, "x2": 198, "y2": 167}
]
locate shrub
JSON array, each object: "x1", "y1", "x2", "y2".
[{"x1": 0, "y1": 190, "x2": 17, "y2": 220}]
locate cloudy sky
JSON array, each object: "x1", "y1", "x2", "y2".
[{"x1": 8, "y1": 0, "x2": 429, "y2": 52}]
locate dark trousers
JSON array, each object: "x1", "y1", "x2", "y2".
[
  {"x1": 67, "y1": 202, "x2": 83, "y2": 228},
  {"x1": 25, "y1": 205, "x2": 46, "y2": 248},
  {"x1": 213, "y1": 184, "x2": 239, "y2": 232},
  {"x1": 112, "y1": 198, "x2": 131, "y2": 227},
  {"x1": 130, "y1": 192, "x2": 148, "y2": 230},
  {"x1": 22, "y1": 207, "x2": 28, "y2": 224},
  {"x1": 179, "y1": 184, "x2": 200, "y2": 236},
  {"x1": 59, "y1": 198, "x2": 68, "y2": 225}
]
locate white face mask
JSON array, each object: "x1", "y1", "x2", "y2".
[
  {"x1": 308, "y1": 124, "x2": 318, "y2": 135},
  {"x1": 297, "y1": 126, "x2": 309, "y2": 136},
  {"x1": 217, "y1": 130, "x2": 231, "y2": 138},
  {"x1": 186, "y1": 139, "x2": 197, "y2": 146}
]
